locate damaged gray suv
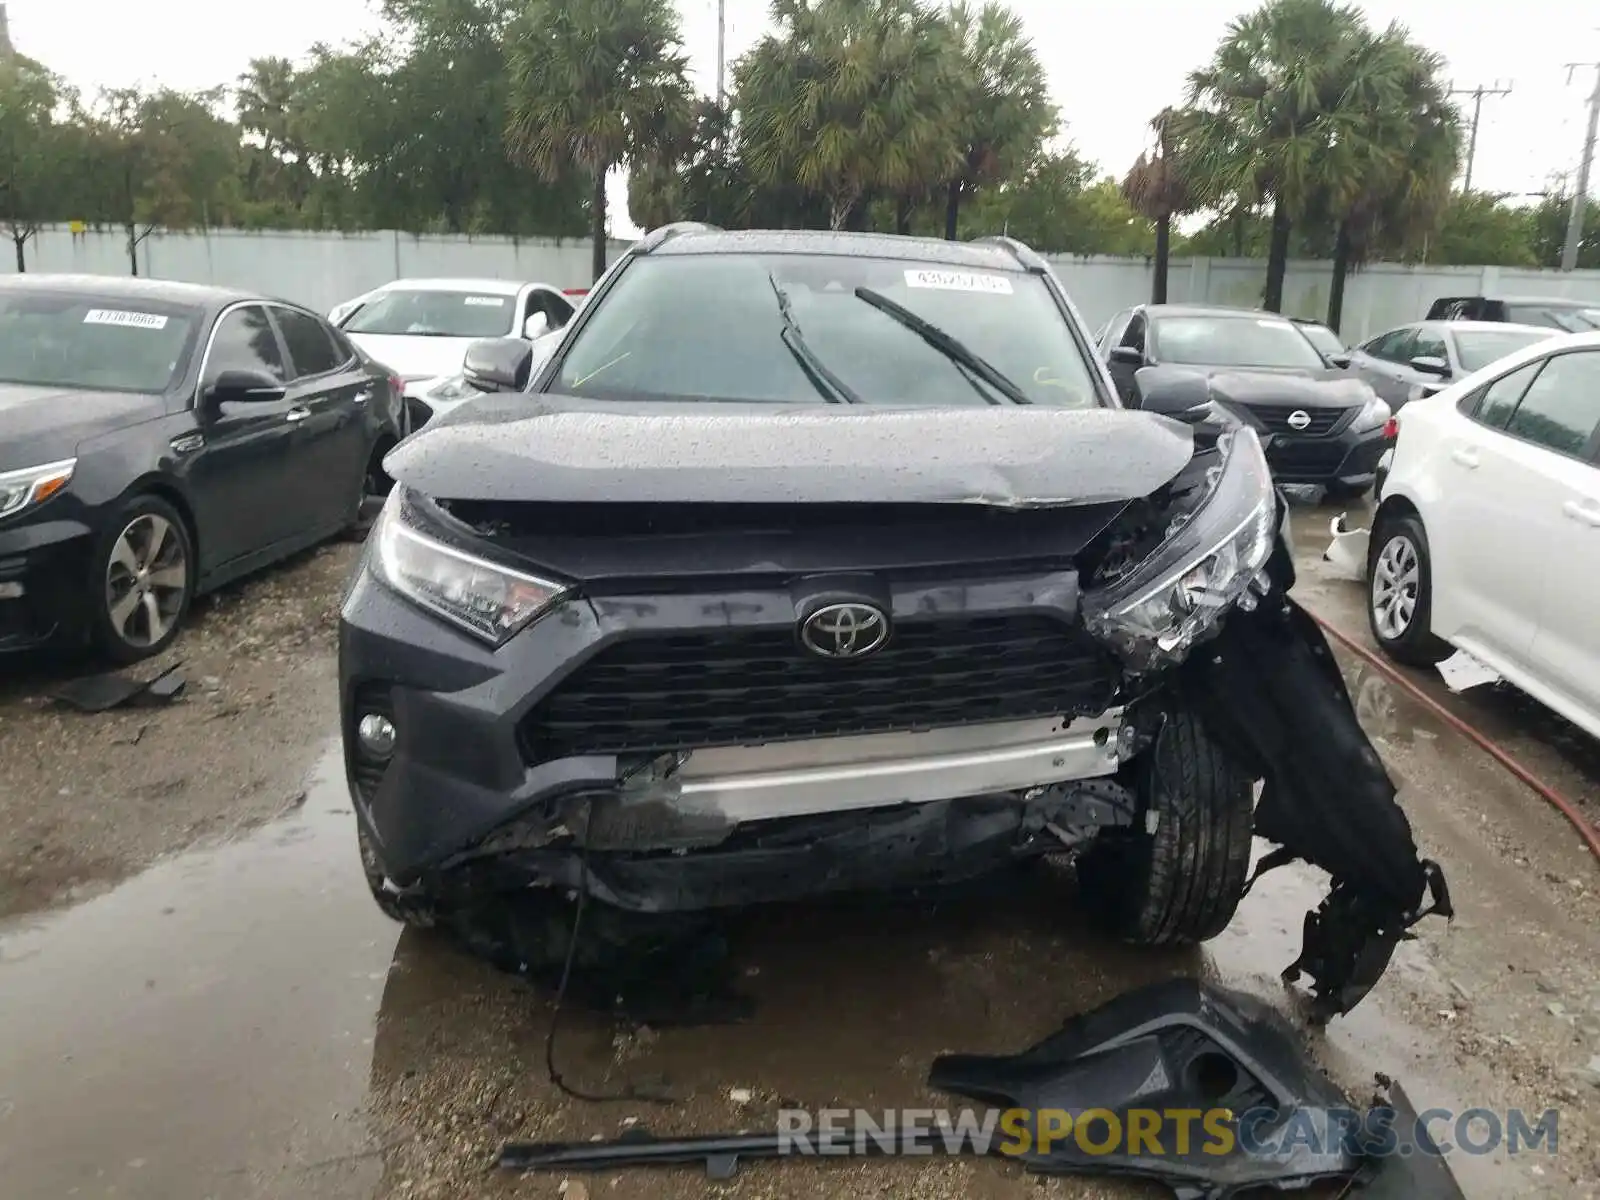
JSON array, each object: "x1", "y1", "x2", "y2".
[{"x1": 339, "y1": 227, "x2": 1451, "y2": 1020}]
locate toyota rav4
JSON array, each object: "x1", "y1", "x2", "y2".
[{"x1": 338, "y1": 227, "x2": 1451, "y2": 1020}]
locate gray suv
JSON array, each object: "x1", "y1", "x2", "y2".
[{"x1": 338, "y1": 227, "x2": 1451, "y2": 1021}]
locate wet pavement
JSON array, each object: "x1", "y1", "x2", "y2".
[{"x1": 2, "y1": 499, "x2": 1599, "y2": 1200}]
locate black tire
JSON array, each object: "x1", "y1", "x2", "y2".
[
  {"x1": 1077, "y1": 707, "x2": 1255, "y2": 946},
  {"x1": 1366, "y1": 511, "x2": 1451, "y2": 667},
  {"x1": 357, "y1": 820, "x2": 437, "y2": 928},
  {"x1": 89, "y1": 493, "x2": 195, "y2": 664}
]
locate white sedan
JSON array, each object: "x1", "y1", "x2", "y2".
[
  {"x1": 330, "y1": 278, "x2": 581, "y2": 427},
  {"x1": 1366, "y1": 330, "x2": 1600, "y2": 737}
]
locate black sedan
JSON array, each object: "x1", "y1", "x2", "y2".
[
  {"x1": 1096, "y1": 303, "x2": 1391, "y2": 500},
  {"x1": 0, "y1": 275, "x2": 406, "y2": 662}
]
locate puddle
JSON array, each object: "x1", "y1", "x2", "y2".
[{"x1": 0, "y1": 745, "x2": 396, "y2": 1200}]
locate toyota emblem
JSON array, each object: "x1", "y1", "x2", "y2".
[
  {"x1": 799, "y1": 602, "x2": 890, "y2": 659},
  {"x1": 1287, "y1": 409, "x2": 1312, "y2": 431}
]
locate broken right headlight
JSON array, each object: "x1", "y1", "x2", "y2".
[{"x1": 1083, "y1": 427, "x2": 1276, "y2": 671}]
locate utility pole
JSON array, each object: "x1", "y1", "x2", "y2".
[
  {"x1": 715, "y1": 0, "x2": 726, "y2": 109},
  {"x1": 1561, "y1": 62, "x2": 1600, "y2": 272},
  {"x1": 1449, "y1": 81, "x2": 1513, "y2": 192}
]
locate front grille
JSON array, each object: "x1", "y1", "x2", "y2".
[
  {"x1": 520, "y1": 615, "x2": 1120, "y2": 761},
  {"x1": 1242, "y1": 403, "x2": 1350, "y2": 436},
  {"x1": 1266, "y1": 439, "x2": 1348, "y2": 476}
]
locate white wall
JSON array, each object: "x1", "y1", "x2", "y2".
[{"x1": 7, "y1": 224, "x2": 1600, "y2": 342}]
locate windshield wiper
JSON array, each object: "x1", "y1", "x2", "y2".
[
  {"x1": 853, "y1": 287, "x2": 1032, "y2": 405},
  {"x1": 768, "y1": 275, "x2": 860, "y2": 404}
]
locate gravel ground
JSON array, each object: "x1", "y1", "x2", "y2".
[{"x1": 2, "y1": 504, "x2": 1599, "y2": 1200}]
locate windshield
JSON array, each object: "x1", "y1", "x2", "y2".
[
  {"x1": 551, "y1": 253, "x2": 1102, "y2": 407},
  {"x1": 1153, "y1": 315, "x2": 1329, "y2": 370},
  {"x1": 1454, "y1": 328, "x2": 1556, "y2": 373},
  {"x1": 1296, "y1": 323, "x2": 1344, "y2": 358},
  {"x1": 0, "y1": 292, "x2": 199, "y2": 393},
  {"x1": 342, "y1": 288, "x2": 519, "y2": 338},
  {"x1": 1504, "y1": 303, "x2": 1600, "y2": 332}
]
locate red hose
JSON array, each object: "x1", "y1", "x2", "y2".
[{"x1": 1312, "y1": 614, "x2": 1600, "y2": 865}]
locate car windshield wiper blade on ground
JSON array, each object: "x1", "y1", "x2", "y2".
[
  {"x1": 767, "y1": 274, "x2": 860, "y2": 404},
  {"x1": 853, "y1": 286, "x2": 1032, "y2": 405}
]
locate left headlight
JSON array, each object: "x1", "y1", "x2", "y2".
[
  {"x1": 369, "y1": 490, "x2": 568, "y2": 647},
  {"x1": 425, "y1": 375, "x2": 484, "y2": 404},
  {"x1": 1350, "y1": 393, "x2": 1391, "y2": 433},
  {"x1": 1082, "y1": 428, "x2": 1276, "y2": 671},
  {"x1": 0, "y1": 458, "x2": 76, "y2": 521}
]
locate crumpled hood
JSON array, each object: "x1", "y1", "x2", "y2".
[
  {"x1": 0, "y1": 384, "x2": 162, "y2": 470},
  {"x1": 1198, "y1": 366, "x2": 1375, "y2": 410},
  {"x1": 345, "y1": 333, "x2": 484, "y2": 382},
  {"x1": 386, "y1": 396, "x2": 1197, "y2": 507}
]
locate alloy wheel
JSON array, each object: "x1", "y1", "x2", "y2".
[
  {"x1": 105, "y1": 514, "x2": 188, "y2": 649},
  {"x1": 1370, "y1": 533, "x2": 1420, "y2": 641}
]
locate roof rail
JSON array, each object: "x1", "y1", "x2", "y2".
[
  {"x1": 971, "y1": 235, "x2": 1048, "y2": 274},
  {"x1": 636, "y1": 221, "x2": 724, "y2": 253}
]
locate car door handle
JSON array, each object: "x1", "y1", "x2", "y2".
[
  {"x1": 1562, "y1": 499, "x2": 1600, "y2": 527},
  {"x1": 285, "y1": 406, "x2": 311, "y2": 424},
  {"x1": 352, "y1": 390, "x2": 372, "y2": 405},
  {"x1": 1449, "y1": 447, "x2": 1480, "y2": 469}
]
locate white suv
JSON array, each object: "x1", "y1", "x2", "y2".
[{"x1": 1367, "y1": 331, "x2": 1600, "y2": 738}]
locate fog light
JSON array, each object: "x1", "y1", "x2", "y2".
[{"x1": 357, "y1": 713, "x2": 397, "y2": 758}]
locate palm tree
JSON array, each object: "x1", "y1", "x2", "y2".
[
  {"x1": 1181, "y1": 0, "x2": 1372, "y2": 311},
  {"x1": 736, "y1": 0, "x2": 957, "y2": 232},
  {"x1": 504, "y1": 0, "x2": 695, "y2": 280},
  {"x1": 1314, "y1": 28, "x2": 1460, "y2": 330},
  {"x1": 936, "y1": 1, "x2": 1056, "y2": 240},
  {"x1": 1121, "y1": 107, "x2": 1192, "y2": 303}
]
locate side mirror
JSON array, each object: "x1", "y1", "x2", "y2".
[
  {"x1": 1409, "y1": 355, "x2": 1450, "y2": 378},
  {"x1": 205, "y1": 368, "x2": 286, "y2": 405},
  {"x1": 462, "y1": 337, "x2": 535, "y2": 393},
  {"x1": 1109, "y1": 345, "x2": 1144, "y2": 368},
  {"x1": 1133, "y1": 366, "x2": 1212, "y2": 423},
  {"x1": 522, "y1": 311, "x2": 551, "y2": 341},
  {"x1": 1326, "y1": 351, "x2": 1353, "y2": 369}
]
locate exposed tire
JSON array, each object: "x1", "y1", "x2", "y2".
[
  {"x1": 357, "y1": 820, "x2": 437, "y2": 928},
  {"x1": 1077, "y1": 707, "x2": 1255, "y2": 946},
  {"x1": 1366, "y1": 511, "x2": 1451, "y2": 667},
  {"x1": 89, "y1": 494, "x2": 195, "y2": 664},
  {"x1": 343, "y1": 440, "x2": 395, "y2": 541}
]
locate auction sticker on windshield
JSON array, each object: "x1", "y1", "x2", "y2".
[
  {"x1": 463, "y1": 296, "x2": 509, "y2": 307},
  {"x1": 904, "y1": 269, "x2": 1014, "y2": 295},
  {"x1": 83, "y1": 309, "x2": 169, "y2": 330}
]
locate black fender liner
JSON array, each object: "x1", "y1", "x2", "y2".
[{"x1": 1180, "y1": 591, "x2": 1452, "y2": 1020}]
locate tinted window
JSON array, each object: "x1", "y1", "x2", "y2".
[
  {"x1": 1368, "y1": 327, "x2": 1417, "y2": 362},
  {"x1": 343, "y1": 288, "x2": 519, "y2": 337},
  {"x1": 1470, "y1": 360, "x2": 1541, "y2": 429},
  {"x1": 1504, "y1": 351, "x2": 1600, "y2": 457},
  {"x1": 526, "y1": 290, "x2": 575, "y2": 329},
  {"x1": 553, "y1": 254, "x2": 1101, "y2": 408},
  {"x1": 1410, "y1": 328, "x2": 1447, "y2": 361},
  {"x1": 1504, "y1": 303, "x2": 1600, "y2": 333},
  {"x1": 274, "y1": 307, "x2": 345, "y2": 378},
  {"x1": 0, "y1": 291, "x2": 199, "y2": 393},
  {"x1": 1151, "y1": 315, "x2": 1326, "y2": 370},
  {"x1": 207, "y1": 306, "x2": 287, "y2": 382},
  {"x1": 1119, "y1": 313, "x2": 1146, "y2": 353},
  {"x1": 1453, "y1": 328, "x2": 1555, "y2": 373}
]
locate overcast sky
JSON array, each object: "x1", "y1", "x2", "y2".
[{"x1": 7, "y1": 0, "x2": 1598, "y2": 237}]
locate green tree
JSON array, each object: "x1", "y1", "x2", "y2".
[
  {"x1": 735, "y1": 0, "x2": 957, "y2": 232},
  {"x1": 0, "y1": 55, "x2": 64, "y2": 270},
  {"x1": 505, "y1": 0, "x2": 695, "y2": 279},
  {"x1": 1423, "y1": 192, "x2": 1537, "y2": 266},
  {"x1": 1181, "y1": 0, "x2": 1373, "y2": 311},
  {"x1": 1121, "y1": 108, "x2": 1193, "y2": 302},
  {"x1": 1529, "y1": 191, "x2": 1600, "y2": 270},
  {"x1": 935, "y1": 1, "x2": 1055, "y2": 239}
]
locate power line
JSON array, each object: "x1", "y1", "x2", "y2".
[
  {"x1": 1448, "y1": 81, "x2": 1513, "y2": 192},
  {"x1": 1560, "y1": 62, "x2": 1600, "y2": 271}
]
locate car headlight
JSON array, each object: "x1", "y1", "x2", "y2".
[
  {"x1": 1082, "y1": 428, "x2": 1276, "y2": 671},
  {"x1": 0, "y1": 458, "x2": 76, "y2": 521},
  {"x1": 368, "y1": 490, "x2": 568, "y2": 646},
  {"x1": 1350, "y1": 393, "x2": 1391, "y2": 433}
]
